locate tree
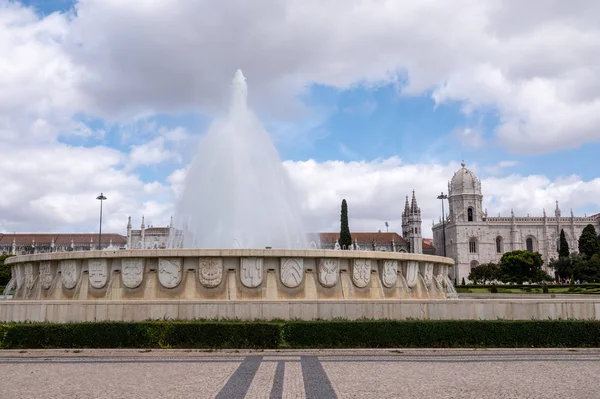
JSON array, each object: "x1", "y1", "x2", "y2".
[
  {"x1": 339, "y1": 199, "x2": 352, "y2": 249},
  {"x1": 468, "y1": 263, "x2": 500, "y2": 284},
  {"x1": 571, "y1": 252, "x2": 600, "y2": 282},
  {"x1": 548, "y1": 256, "x2": 573, "y2": 280},
  {"x1": 499, "y1": 250, "x2": 553, "y2": 284},
  {"x1": 578, "y1": 224, "x2": 600, "y2": 259},
  {"x1": 559, "y1": 229, "x2": 570, "y2": 258},
  {"x1": 0, "y1": 254, "x2": 14, "y2": 286}
]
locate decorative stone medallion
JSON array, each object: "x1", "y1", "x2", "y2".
[
  {"x1": 60, "y1": 260, "x2": 77, "y2": 289},
  {"x1": 381, "y1": 260, "x2": 398, "y2": 288},
  {"x1": 199, "y1": 257, "x2": 223, "y2": 288},
  {"x1": 122, "y1": 258, "x2": 144, "y2": 289},
  {"x1": 318, "y1": 258, "x2": 339, "y2": 287},
  {"x1": 88, "y1": 259, "x2": 108, "y2": 289},
  {"x1": 280, "y1": 258, "x2": 304, "y2": 288},
  {"x1": 241, "y1": 257, "x2": 263, "y2": 288},
  {"x1": 24, "y1": 263, "x2": 35, "y2": 290},
  {"x1": 352, "y1": 259, "x2": 371, "y2": 288},
  {"x1": 39, "y1": 261, "x2": 53, "y2": 290},
  {"x1": 405, "y1": 261, "x2": 418, "y2": 288},
  {"x1": 158, "y1": 258, "x2": 182, "y2": 288}
]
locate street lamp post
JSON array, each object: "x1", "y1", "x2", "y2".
[
  {"x1": 436, "y1": 192, "x2": 448, "y2": 257},
  {"x1": 385, "y1": 221, "x2": 389, "y2": 233},
  {"x1": 96, "y1": 193, "x2": 107, "y2": 250}
]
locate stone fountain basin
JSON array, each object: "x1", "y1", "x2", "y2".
[{"x1": 5, "y1": 249, "x2": 454, "y2": 302}]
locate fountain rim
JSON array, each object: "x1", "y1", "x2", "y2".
[{"x1": 6, "y1": 248, "x2": 454, "y2": 266}]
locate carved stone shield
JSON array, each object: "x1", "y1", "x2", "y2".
[
  {"x1": 280, "y1": 258, "x2": 303, "y2": 288},
  {"x1": 381, "y1": 260, "x2": 398, "y2": 288},
  {"x1": 158, "y1": 258, "x2": 182, "y2": 288},
  {"x1": 89, "y1": 259, "x2": 108, "y2": 289},
  {"x1": 352, "y1": 259, "x2": 371, "y2": 288},
  {"x1": 122, "y1": 258, "x2": 144, "y2": 289},
  {"x1": 421, "y1": 262, "x2": 434, "y2": 287},
  {"x1": 13, "y1": 265, "x2": 23, "y2": 290},
  {"x1": 61, "y1": 260, "x2": 77, "y2": 289},
  {"x1": 318, "y1": 258, "x2": 339, "y2": 287},
  {"x1": 241, "y1": 257, "x2": 263, "y2": 288},
  {"x1": 405, "y1": 261, "x2": 418, "y2": 288},
  {"x1": 24, "y1": 263, "x2": 35, "y2": 290},
  {"x1": 199, "y1": 258, "x2": 223, "y2": 288},
  {"x1": 39, "y1": 261, "x2": 53, "y2": 290}
]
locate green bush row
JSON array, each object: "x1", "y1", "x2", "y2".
[
  {"x1": 461, "y1": 283, "x2": 600, "y2": 289},
  {"x1": 1, "y1": 320, "x2": 599, "y2": 349},
  {"x1": 0, "y1": 321, "x2": 281, "y2": 349}
]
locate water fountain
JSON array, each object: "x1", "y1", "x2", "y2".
[
  {"x1": 0, "y1": 70, "x2": 463, "y2": 323},
  {"x1": 169, "y1": 70, "x2": 308, "y2": 249}
]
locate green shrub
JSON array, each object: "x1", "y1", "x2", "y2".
[
  {"x1": 542, "y1": 284, "x2": 549, "y2": 293},
  {"x1": 490, "y1": 286, "x2": 498, "y2": 293}
]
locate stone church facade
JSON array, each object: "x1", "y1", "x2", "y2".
[{"x1": 432, "y1": 162, "x2": 600, "y2": 283}]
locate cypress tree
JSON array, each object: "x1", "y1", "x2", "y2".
[
  {"x1": 339, "y1": 199, "x2": 352, "y2": 249},
  {"x1": 578, "y1": 224, "x2": 600, "y2": 259},
  {"x1": 559, "y1": 229, "x2": 570, "y2": 258}
]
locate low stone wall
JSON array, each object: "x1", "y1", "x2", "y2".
[
  {"x1": 5, "y1": 249, "x2": 455, "y2": 301},
  {"x1": 1, "y1": 299, "x2": 599, "y2": 322}
]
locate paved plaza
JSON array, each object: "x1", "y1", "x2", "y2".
[{"x1": 0, "y1": 348, "x2": 598, "y2": 398}]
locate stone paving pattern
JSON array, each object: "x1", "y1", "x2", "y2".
[{"x1": 0, "y1": 349, "x2": 598, "y2": 398}]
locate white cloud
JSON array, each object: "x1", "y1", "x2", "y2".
[
  {"x1": 2, "y1": 1, "x2": 599, "y2": 152},
  {"x1": 56, "y1": 0, "x2": 600, "y2": 152},
  {"x1": 1, "y1": 1, "x2": 600, "y2": 240},
  {"x1": 452, "y1": 127, "x2": 485, "y2": 149}
]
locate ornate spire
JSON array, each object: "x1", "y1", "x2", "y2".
[
  {"x1": 555, "y1": 200, "x2": 561, "y2": 217},
  {"x1": 404, "y1": 195, "x2": 410, "y2": 214},
  {"x1": 461, "y1": 160, "x2": 466, "y2": 168},
  {"x1": 170, "y1": 215, "x2": 174, "y2": 228},
  {"x1": 141, "y1": 215, "x2": 145, "y2": 229},
  {"x1": 127, "y1": 216, "x2": 132, "y2": 228},
  {"x1": 410, "y1": 190, "x2": 419, "y2": 213}
]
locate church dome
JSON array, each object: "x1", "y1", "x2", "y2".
[{"x1": 450, "y1": 161, "x2": 481, "y2": 195}]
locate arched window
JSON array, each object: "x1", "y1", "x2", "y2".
[
  {"x1": 467, "y1": 207, "x2": 474, "y2": 222},
  {"x1": 469, "y1": 238, "x2": 477, "y2": 253},
  {"x1": 470, "y1": 260, "x2": 479, "y2": 270},
  {"x1": 526, "y1": 237, "x2": 533, "y2": 252},
  {"x1": 496, "y1": 236, "x2": 503, "y2": 253}
]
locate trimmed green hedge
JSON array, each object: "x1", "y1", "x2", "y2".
[
  {"x1": 461, "y1": 283, "x2": 600, "y2": 289},
  {"x1": 0, "y1": 321, "x2": 281, "y2": 349},
  {"x1": 0, "y1": 320, "x2": 599, "y2": 349},
  {"x1": 282, "y1": 320, "x2": 600, "y2": 348}
]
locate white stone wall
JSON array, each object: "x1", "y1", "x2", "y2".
[
  {"x1": 434, "y1": 215, "x2": 600, "y2": 283},
  {"x1": 433, "y1": 163, "x2": 600, "y2": 283}
]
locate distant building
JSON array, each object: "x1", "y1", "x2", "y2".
[
  {"x1": 317, "y1": 231, "x2": 435, "y2": 255},
  {"x1": 2, "y1": 191, "x2": 435, "y2": 256},
  {"x1": 0, "y1": 233, "x2": 126, "y2": 255},
  {"x1": 432, "y1": 162, "x2": 600, "y2": 283}
]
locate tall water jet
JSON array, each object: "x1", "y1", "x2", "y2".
[{"x1": 170, "y1": 70, "x2": 308, "y2": 249}]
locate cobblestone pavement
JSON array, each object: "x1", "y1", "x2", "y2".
[{"x1": 0, "y1": 348, "x2": 598, "y2": 398}]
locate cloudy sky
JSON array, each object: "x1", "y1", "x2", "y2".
[{"x1": 1, "y1": 0, "x2": 600, "y2": 238}]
